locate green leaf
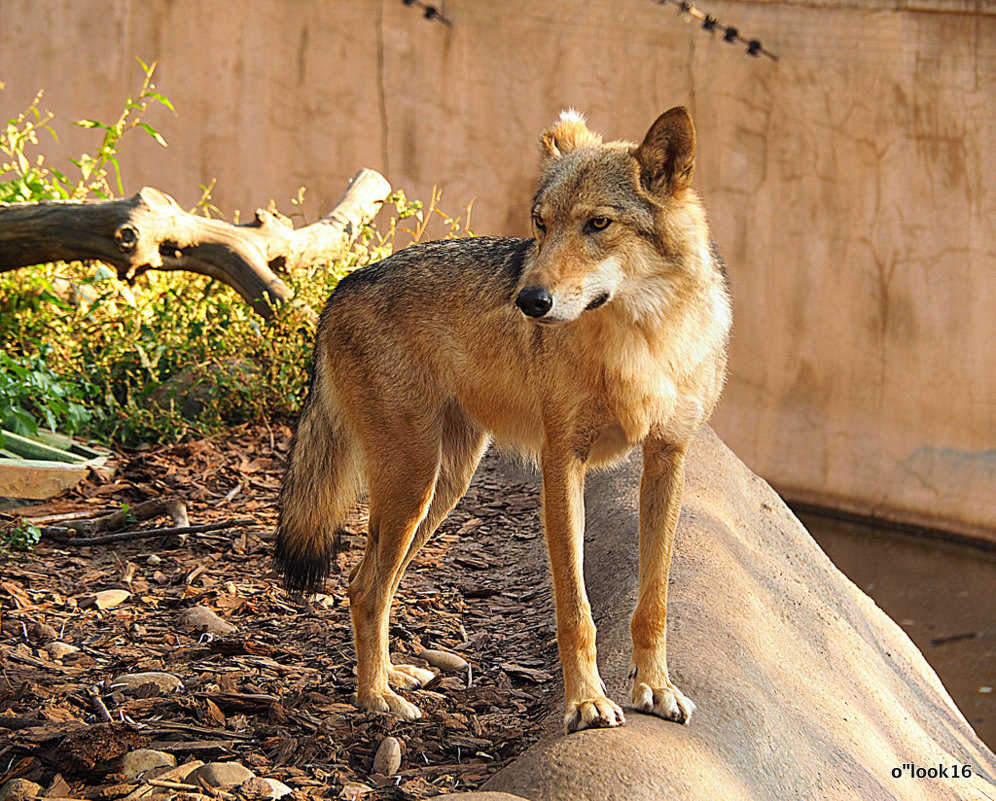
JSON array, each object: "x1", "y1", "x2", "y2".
[
  {"x1": 137, "y1": 122, "x2": 167, "y2": 147},
  {"x1": 108, "y1": 155, "x2": 123, "y2": 195},
  {"x1": 145, "y1": 91, "x2": 175, "y2": 113},
  {"x1": 75, "y1": 119, "x2": 112, "y2": 131},
  {"x1": 9, "y1": 406, "x2": 39, "y2": 436}
]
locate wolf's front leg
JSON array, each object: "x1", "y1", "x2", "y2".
[
  {"x1": 541, "y1": 448, "x2": 626, "y2": 733},
  {"x1": 629, "y1": 440, "x2": 696, "y2": 724}
]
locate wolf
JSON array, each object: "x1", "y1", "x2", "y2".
[{"x1": 275, "y1": 107, "x2": 731, "y2": 733}]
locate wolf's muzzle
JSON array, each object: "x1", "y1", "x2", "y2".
[{"x1": 516, "y1": 286, "x2": 554, "y2": 318}]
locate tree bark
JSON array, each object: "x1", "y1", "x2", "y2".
[{"x1": 0, "y1": 168, "x2": 391, "y2": 319}]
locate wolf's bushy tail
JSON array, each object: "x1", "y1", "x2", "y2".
[{"x1": 275, "y1": 380, "x2": 363, "y2": 595}]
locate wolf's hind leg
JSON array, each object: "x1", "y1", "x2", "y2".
[
  {"x1": 387, "y1": 406, "x2": 487, "y2": 691},
  {"x1": 348, "y1": 442, "x2": 441, "y2": 720}
]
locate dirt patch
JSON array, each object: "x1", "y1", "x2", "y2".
[{"x1": 0, "y1": 426, "x2": 560, "y2": 799}]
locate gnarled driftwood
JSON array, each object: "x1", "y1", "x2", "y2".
[{"x1": 0, "y1": 168, "x2": 391, "y2": 319}]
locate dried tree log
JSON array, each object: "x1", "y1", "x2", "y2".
[{"x1": 0, "y1": 168, "x2": 391, "y2": 319}]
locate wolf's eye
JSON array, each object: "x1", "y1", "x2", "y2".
[
  {"x1": 533, "y1": 215, "x2": 546, "y2": 232},
  {"x1": 588, "y1": 216, "x2": 611, "y2": 231}
]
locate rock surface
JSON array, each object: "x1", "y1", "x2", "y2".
[
  {"x1": 120, "y1": 748, "x2": 176, "y2": 778},
  {"x1": 179, "y1": 605, "x2": 236, "y2": 636},
  {"x1": 239, "y1": 777, "x2": 293, "y2": 799},
  {"x1": 478, "y1": 428, "x2": 996, "y2": 801},
  {"x1": 188, "y1": 761, "x2": 256, "y2": 788},
  {"x1": 372, "y1": 736, "x2": 402, "y2": 776},
  {"x1": 420, "y1": 649, "x2": 469, "y2": 673},
  {"x1": 109, "y1": 671, "x2": 184, "y2": 695},
  {"x1": 432, "y1": 795, "x2": 531, "y2": 801},
  {"x1": 0, "y1": 779, "x2": 42, "y2": 801},
  {"x1": 45, "y1": 641, "x2": 79, "y2": 660},
  {"x1": 88, "y1": 589, "x2": 131, "y2": 610}
]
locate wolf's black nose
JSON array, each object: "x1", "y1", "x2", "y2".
[{"x1": 516, "y1": 286, "x2": 553, "y2": 318}]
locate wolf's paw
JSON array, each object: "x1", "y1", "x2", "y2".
[
  {"x1": 388, "y1": 663, "x2": 435, "y2": 689},
  {"x1": 632, "y1": 680, "x2": 696, "y2": 724},
  {"x1": 564, "y1": 695, "x2": 626, "y2": 733},
  {"x1": 354, "y1": 688, "x2": 422, "y2": 720}
]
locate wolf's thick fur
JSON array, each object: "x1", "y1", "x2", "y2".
[{"x1": 276, "y1": 107, "x2": 731, "y2": 732}]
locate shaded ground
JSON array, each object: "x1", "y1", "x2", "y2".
[
  {"x1": 0, "y1": 426, "x2": 559, "y2": 800},
  {"x1": 800, "y1": 510, "x2": 996, "y2": 750}
]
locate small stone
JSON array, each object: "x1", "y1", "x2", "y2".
[
  {"x1": 372, "y1": 736, "x2": 402, "y2": 776},
  {"x1": 188, "y1": 761, "x2": 256, "y2": 788},
  {"x1": 32, "y1": 621, "x2": 58, "y2": 641},
  {"x1": 179, "y1": 606, "x2": 236, "y2": 636},
  {"x1": 46, "y1": 641, "x2": 80, "y2": 660},
  {"x1": 239, "y1": 777, "x2": 293, "y2": 799},
  {"x1": 0, "y1": 778, "x2": 43, "y2": 801},
  {"x1": 339, "y1": 781, "x2": 373, "y2": 800},
  {"x1": 110, "y1": 671, "x2": 184, "y2": 695},
  {"x1": 147, "y1": 554, "x2": 162, "y2": 566},
  {"x1": 420, "y1": 648, "x2": 468, "y2": 672},
  {"x1": 121, "y1": 748, "x2": 177, "y2": 778},
  {"x1": 81, "y1": 589, "x2": 131, "y2": 610},
  {"x1": 44, "y1": 776, "x2": 71, "y2": 798},
  {"x1": 160, "y1": 759, "x2": 204, "y2": 782}
]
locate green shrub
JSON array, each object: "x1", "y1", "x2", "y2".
[
  {"x1": 0, "y1": 68, "x2": 473, "y2": 447},
  {"x1": 0, "y1": 349, "x2": 96, "y2": 437}
]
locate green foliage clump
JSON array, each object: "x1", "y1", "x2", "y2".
[
  {"x1": 0, "y1": 349, "x2": 95, "y2": 437},
  {"x1": 0, "y1": 65, "x2": 473, "y2": 448},
  {"x1": 0, "y1": 518, "x2": 42, "y2": 552}
]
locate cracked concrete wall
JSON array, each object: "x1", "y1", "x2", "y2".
[{"x1": 1, "y1": 0, "x2": 993, "y2": 540}]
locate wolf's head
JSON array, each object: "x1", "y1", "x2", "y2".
[{"x1": 516, "y1": 107, "x2": 705, "y2": 324}]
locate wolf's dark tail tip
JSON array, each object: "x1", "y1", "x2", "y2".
[{"x1": 273, "y1": 529, "x2": 344, "y2": 595}]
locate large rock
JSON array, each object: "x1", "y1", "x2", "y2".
[
  {"x1": 481, "y1": 428, "x2": 996, "y2": 801},
  {"x1": 147, "y1": 358, "x2": 259, "y2": 418}
]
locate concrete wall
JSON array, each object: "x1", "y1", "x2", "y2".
[{"x1": 1, "y1": 0, "x2": 993, "y2": 540}]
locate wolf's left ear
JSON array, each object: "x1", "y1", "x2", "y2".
[{"x1": 635, "y1": 107, "x2": 696, "y2": 197}]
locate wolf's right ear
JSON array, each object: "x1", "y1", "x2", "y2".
[
  {"x1": 541, "y1": 109, "x2": 603, "y2": 166},
  {"x1": 635, "y1": 107, "x2": 696, "y2": 197}
]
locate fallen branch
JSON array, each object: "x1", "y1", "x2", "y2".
[
  {"x1": 35, "y1": 498, "x2": 175, "y2": 536},
  {"x1": 0, "y1": 168, "x2": 391, "y2": 319},
  {"x1": 43, "y1": 518, "x2": 253, "y2": 546}
]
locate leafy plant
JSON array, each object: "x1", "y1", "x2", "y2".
[
  {"x1": 0, "y1": 89, "x2": 64, "y2": 203},
  {"x1": 0, "y1": 349, "x2": 95, "y2": 437},
  {"x1": 0, "y1": 67, "x2": 474, "y2": 448},
  {"x1": 0, "y1": 58, "x2": 171, "y2": 203},
  {"x1": 69, "y1": 57, "x2": 173, "y2": 200},
  {"x1": 0, "y1": 519, "x2": 42, "y2": 552}
]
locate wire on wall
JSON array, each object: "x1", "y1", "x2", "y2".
[
  {"x1": 401, "y1": 0, "x2": 452, "y2": 27},
  {"x1": 399, "y1": 0, "x2": 775, "y2": 60},
  {"x1": 655, "y1": 0, "x2": 778, "y2": 60}
]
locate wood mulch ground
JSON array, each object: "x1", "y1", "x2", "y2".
[{"x1": 0, "y1": 425, "x2": 560, "y2": 800}]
